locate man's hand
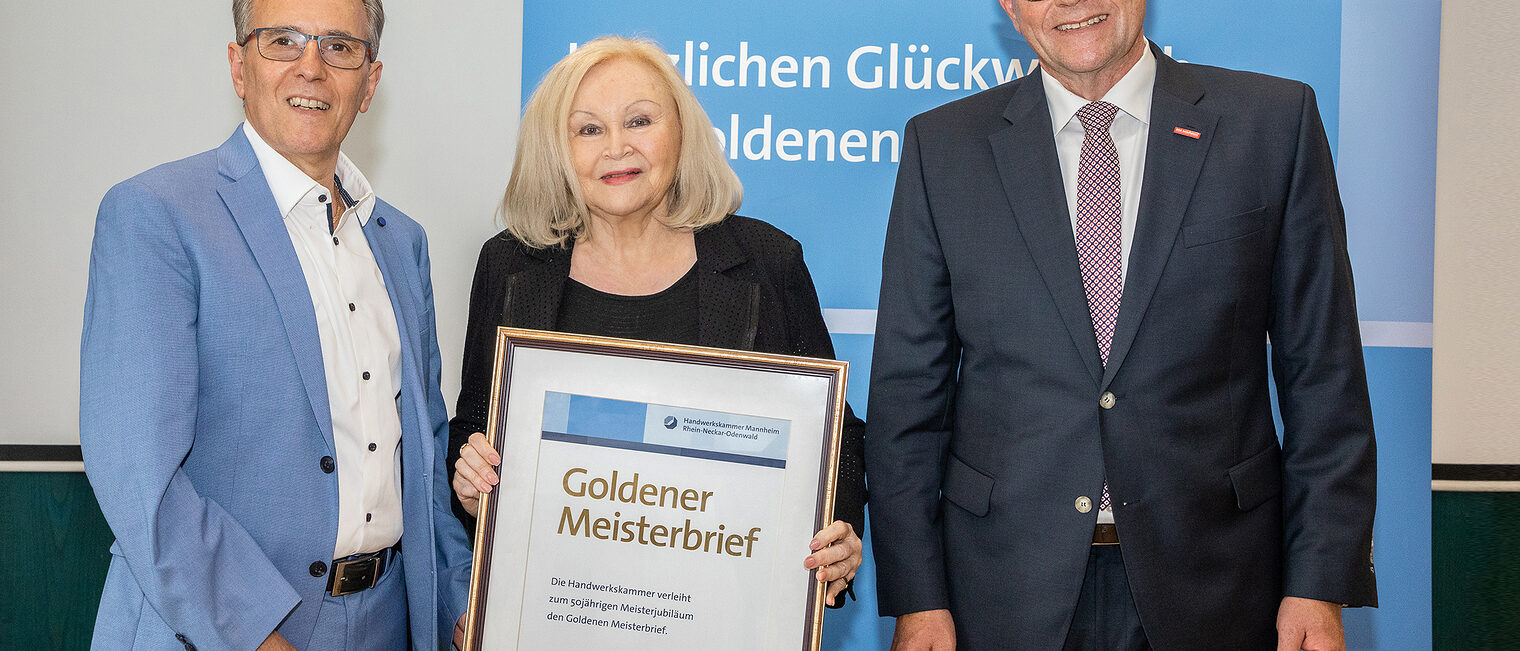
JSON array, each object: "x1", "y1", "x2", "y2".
[
  {"x1": 256, "y1": 631, "x2": 298, "y2": 651},
  {"x1": 1276, "y1": 596, "x2": 1344, "y2": 651},
  {"x1": 890, "y1": 608, "x2": 956, "y2": 651},
  {"x1": 454, "y1": 614, "x2": 468, "y2": 649}
]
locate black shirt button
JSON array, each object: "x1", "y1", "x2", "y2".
[
  {"x1": 348, "y1": 302, "x2": 356, "y2": 312},
  {"x1": 320, "y1": 456, "x2": 335, "y2": 473},
  {"x1": 366, "y1": 512, "x2": 372, "y2": 522},
  {"x1": 310, "y1": 561, "x2": 327, "y2": 577},
  {"x1": 362, "y1": 371, "x2": 371, "y2": 380},
  {"x1": 318, "y1": 194, "x2": 328, "y2": 203},
  {"x1": 332, "y1": 236, "x2": 340, "y2": 246},
  {"x1": 368, "y1": 442, "x2": 377, "y2": 452}
]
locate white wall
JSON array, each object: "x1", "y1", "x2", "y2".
[
  {"x1": 1431, "y1": 1, "x2": 1520, "y2": 477},
  {"x1": 0, "y1": 1, "x2": 524, "y2": 455}
]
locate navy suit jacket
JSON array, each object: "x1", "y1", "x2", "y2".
[
  {"x1": 865, "y1": 45, "x2": 1377, "y2": 650},
  {"x1": 80, "y1": 128, "x2": 473, "y2": 650}
]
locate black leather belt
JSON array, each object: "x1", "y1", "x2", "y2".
[
  {"x1": 1092, "y1": 523, "x2": 1119, "y2": 546},
  {"x1": 328, "y1": 544, "x2": 398, "y2": 597}
]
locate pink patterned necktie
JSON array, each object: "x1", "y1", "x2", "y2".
[{"x1": 1074, "y1": 101, "x2": 1122, "y2": 513}]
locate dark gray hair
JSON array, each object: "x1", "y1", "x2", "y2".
[{"x1": 233, "y1": 0, "x2": 385, "y2": 57}]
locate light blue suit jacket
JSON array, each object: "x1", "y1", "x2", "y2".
[{"x1": 81, "y1": 128, "x2": 473, "y2": 650}]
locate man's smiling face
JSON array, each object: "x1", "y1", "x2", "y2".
[
  {"x1": 229, "y1": 0, "x2": 381, "y2": 178},
  {"x1": 1000, "y1": 0, "x2": 1148, "y2": 99}
]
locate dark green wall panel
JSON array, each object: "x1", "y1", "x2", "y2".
[
  {"x1": 1433, "y1": 491, "x2": 1520, "y2": 650},
  {"x1": 0, "y1": 472, "x2": 112, "y2": 650},
  {"x1": 5, "y1": 473, "x2": 1519, "y2": 649}
]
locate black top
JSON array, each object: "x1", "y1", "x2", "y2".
[
  {"x1": 556, "y1": 265, "x2": 700, "y2": 345},
  {"x1": 448, "y1": 216, "x2": 867, "y2": 550}
]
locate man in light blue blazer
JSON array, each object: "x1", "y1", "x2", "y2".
[{"x1": 80, "y1": 0, "x2": 472, "y2": 648}]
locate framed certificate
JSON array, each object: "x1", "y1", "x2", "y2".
[{"x1": 461, "y1": 328, "x2": 848, "y2": 651}]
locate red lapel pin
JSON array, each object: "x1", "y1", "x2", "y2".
[{"x1": 1173, "y1": 126, "x2": 1201, "y2": 139}]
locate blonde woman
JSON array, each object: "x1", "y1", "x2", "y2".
[{"x1": 449, "y1": 36, "x2": 866, "y2": 606}]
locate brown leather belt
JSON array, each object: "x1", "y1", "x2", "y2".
[
  {"x1": 1092, "y1": 523, "x2": 1120, "y2": 546},
  {"x1": 328, "y1": 544, "x2": 398, "y2": 597}
]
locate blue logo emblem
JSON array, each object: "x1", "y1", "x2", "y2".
[{"x1": 662, "y1": 416, "x2": 678, "y2": 429}]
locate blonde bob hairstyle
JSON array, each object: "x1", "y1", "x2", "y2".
[{"x1": 502, "y1": 35, "x2": 743, "y2": 248}]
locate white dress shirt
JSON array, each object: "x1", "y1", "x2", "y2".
[
  {"x1": 243, "y1": 122, "x2": 404, "y2": 558},
  {"x1": 1040, "y1": 46, "x2": 1157, "y2": 525}
]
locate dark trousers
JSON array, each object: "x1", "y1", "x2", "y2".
[{"x1": 1063, "y1": 545, "x2": 1150, "y2": 651}]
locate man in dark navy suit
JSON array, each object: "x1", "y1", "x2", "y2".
[{"x1": 865, "y1": 1, "x2": 1377, "y2": 649}]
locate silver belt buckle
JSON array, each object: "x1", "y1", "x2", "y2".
[{"x1": 329, "y1": 553, "x2": 381, "y2": 597}]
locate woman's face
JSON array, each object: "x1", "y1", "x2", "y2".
[{"x1": 567, "y1": 58, "x2": 682, "y2": 226}]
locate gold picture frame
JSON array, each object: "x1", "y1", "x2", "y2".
[{"x1": 462, "y1": 328, "x2": 848, "y2": 650}]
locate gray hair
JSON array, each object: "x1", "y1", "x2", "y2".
[{"x1": 234, "y1": 0, "x2": 385, "y2": 57}]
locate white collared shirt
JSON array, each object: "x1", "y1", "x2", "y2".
[
  {"x1": 1040, "y1": 45, "x2": 1157, "y2": 525},
  {"x1": 243, "y1": 122, "x2": 404, "y2": 558},
  {"x1": 1042, "y1": 44, "x2": 1157, "y2": 285}
]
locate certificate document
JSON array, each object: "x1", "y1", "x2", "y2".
[{"x1": 463, "y1": 329, "x2": 847, "y2": 651}]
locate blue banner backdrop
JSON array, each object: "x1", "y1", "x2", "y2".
[{"x1": 521, "y1": 1, "x2": 1436, "y2": 648}]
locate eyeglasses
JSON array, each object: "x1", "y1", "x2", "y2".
[{"x1": 240, "y1": 27, "x2": 374, "y2": 70}]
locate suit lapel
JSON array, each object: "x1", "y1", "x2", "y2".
[
  {"x1": 694, "y1": 221, "x2": 760, "y2": 350},
  {"x1": 1101, "y1": 48, "x2": 1217, "y2": 389},
  {"x1": 503, "y1": 244, "x2": 570, "y2": 331},
  {"x1": 216, "y1": 130, "x2": 335, "y2": 452},
  {"x1": 991, "y1": 73, "x2": 1104, "y2": 386},
  {"x1": 360, "y1": 205, "x2": 424, "y2": 417},
  {"x1": 360, "y1": 204, "x2": 433, "y2": 531}
]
